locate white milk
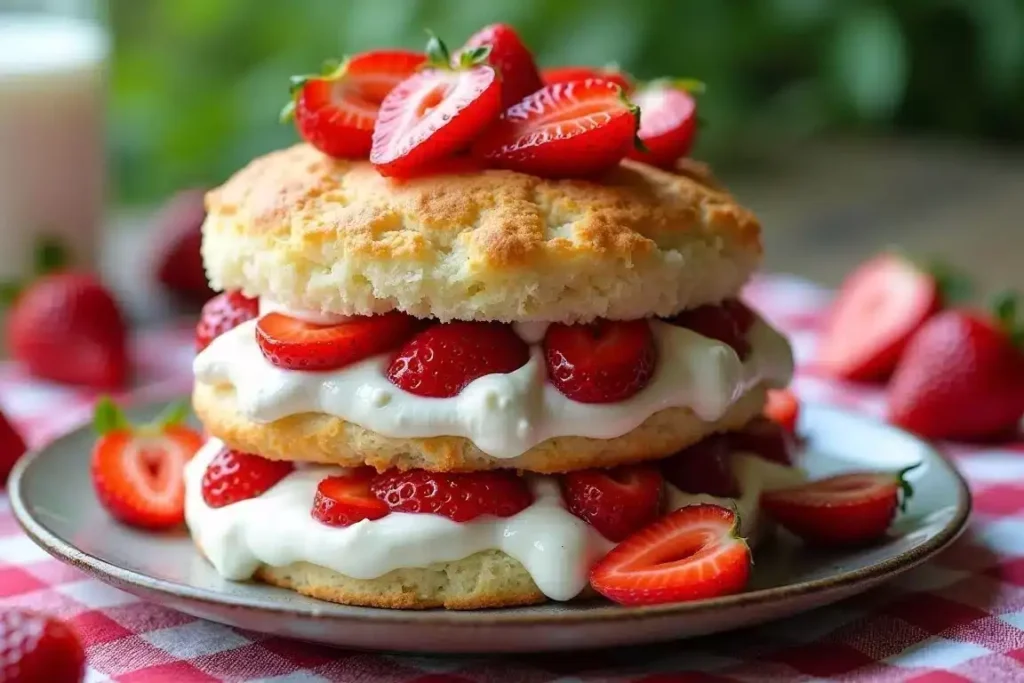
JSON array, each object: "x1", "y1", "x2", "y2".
[{"x1": 0, "y1": 14, "x2": 107, "y2": 279}]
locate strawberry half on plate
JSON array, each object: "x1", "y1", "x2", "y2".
[
  {"x1": 284, "y1": 49, "x2": 425, "y2": 158},
  {"x1": 590, "y1": 504, "x2": 751, "y2": 606},
  {"x1": 90, "y1": 398, "x2": 204, "y2": 530},
  {"x1": 471, "y1": 78, "x2": 640, "y2": 178}
]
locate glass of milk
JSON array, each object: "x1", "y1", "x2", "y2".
[{"x1": 0, "y1": 0, "x2": 108, "y2": 282}]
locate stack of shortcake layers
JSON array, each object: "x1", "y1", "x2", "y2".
[{"x1": 187, "y1": 144, "x2": 801, "y2": 609}]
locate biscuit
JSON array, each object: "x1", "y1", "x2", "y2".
[
  {"x1": 193, "y1": 381, "x2": 768, "y2": 473},
  {"x1": 202, "y1": 144, "x2": 761, "y2": 324}
]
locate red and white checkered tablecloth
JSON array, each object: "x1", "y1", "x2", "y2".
[{"x1": 3, "y1": 274, "x2": 1024, "y2": 682}]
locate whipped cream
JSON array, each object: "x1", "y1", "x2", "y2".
[
  {"x1": 194, "y1": 315, "x2": 794, "y2": 460},
  {"x1": 186, "y1": 440, "x2": 806, "y2": 600}
]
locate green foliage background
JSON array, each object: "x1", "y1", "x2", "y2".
[{"x1": 108, "y1": 0, "x2": 1024, "y2": 203}]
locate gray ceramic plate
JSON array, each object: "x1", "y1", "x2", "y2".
[{"x1": 9, "y1": 400, "x2": 970, "y2": 653}]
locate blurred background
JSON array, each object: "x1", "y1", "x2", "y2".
[{"x1": 3, "y1": 0, "x2": 1024, "y2": 321}]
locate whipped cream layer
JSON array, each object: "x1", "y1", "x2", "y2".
[
  {"x1": 186, "y1": 439, "x2": 806, "y2": 601},
  {"x1": 194, "y1": 312, "x2": 794, "y2": 460}
]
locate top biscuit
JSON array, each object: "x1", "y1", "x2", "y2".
[{"x1": 202, "y1": 144, "x2": 762, "y2": 323}]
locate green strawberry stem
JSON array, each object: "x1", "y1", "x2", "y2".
[
  {"x1": 425, "y1": 31, "x2": 490, "y2": 70},
  {"x1": 93, "y1": 396, "x2": 191, "y2": 436},
  {"x1": 896, "y1": 462, "x2": 922, "y2": 513},
  {"x1": 280, "y1": 58, "x2": 347, "y2": 123},
  {"x1": 993, "y1": 291, "x2": 1024, "y2": 347}
]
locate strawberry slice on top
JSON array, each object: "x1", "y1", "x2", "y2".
[
  {"x1": 371, "y1": 34, "x2": 501, "y2": 177},
  {"x1": 627, "y1": 80, "x2": 702, "y2": 168},
  {"x1": 761, "y1": 468, "x2": 916, "y2": 546},
  {"x1": 91, "y1": 398, "x2": 204, "y2": 529},
  {"x1": 256, "y1": 311, "x2": 419, "y2": 372},
  {"x1": 816, "y1": 253, "x2": 942, "y2": 382},
  {"x1": 283, "y1": 50, "x2": 425, "y2": 159},
  {"x1": 541, "y1": 65, "x2": 634, "y2": 93},
  {"x1": 471, "y1": 78, "x2": 640, "y2": 178},
  {"x1": 589, "y1": 504, "x2": 751, "y2": 606},
  {"x1": 461, "y1": 23, "x2": 543, "y2": 108}
]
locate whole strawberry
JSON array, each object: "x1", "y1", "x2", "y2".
[
  {"x1": 7, "y1": 272, "x2": 129, "y2": 389},
  {"x1": 151, "y1": 188, "x2": 214, "y2": 305},
  {"x1": 889, "y1": 297, "x2": 1024, "y2": 441},
  {"x1": 0, "y1": 409, "x2": 27, "y2": 488},
  {"x1": 0, "y1": 609, "x2": 85, "y2": 683}
]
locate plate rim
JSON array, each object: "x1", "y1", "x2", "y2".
[{"x1": 9, "y1": 401, "x2": 972, "y2": 626}]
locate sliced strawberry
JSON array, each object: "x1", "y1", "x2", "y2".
[
  {"x1": 370, "y1": 469, "x2": 532, "y2": 522},
  {"x1": 7, "y1": 272, "x2": 129, "y2": 389},
  {"x1": 560, "y1": 465, "x2": 663, "y2": 542},
  {"x1": 590, "y1": 504, "x2": 751, "y2": 606},
  {"x1": 541, "y1": 65, "x2": 634, "y2": 93},
  {"x1": 471, "y1": 79, "x2": 640, "y2": 178},
  {"x1": 90, "y1": 398, "x2": 204, "y2": 529},
  {"x1": 660, "y1": 435, "x2": 738, "y2": 497},
  {"x1": 729, "y1": 417, "x2": 794, "y2": 467},
  {"x1": 627, "y1": 81, "x2": 700, "y2": 168},
  {"x1": 667, "y1": 299, "x2": 753, "y2": 359},
  {"x1": 201, "y1": 447, "x2": 294, "y2": 509},
  {"x1": 544, "y1": 319, "x2": 656, "y2": 404},
  {"x1": 371, "y1": 35, "x2": 501, "y2": 177},
  {"x1": 312, "y1": 468, "x2": 390, "y2": 527},
  {"x1": 889, "y1": 304, "x2": 1024, "y2": 441},
  {"x1": 1, "y1": 609, "x2": 85, "y2": 683},
  {"x1": 817, "y1": 254, "x2": 940, "y2": 382},
  {"x1": 256, "y1": 311, "x2": 418, "y2": 372},
  {"x1": 461, "y1": 23, "x2": 543, "y2": 108},
  {"x1": 284, "y1": 50, "x2": 425, "y2": 158},
  {"x1": 761, "y1": 470, "x2": 914, "y2": 546},
  {"x1": 195, "y1": 291, "x2": 259, "y2": 352},
  {"x1": 764, "y1": 388, "x2": 799, "y2": 434},
  {"x1": 387, "y1": 322, "x2": 529, "y2": 398},
  {"x1": 0, "y1": 410, "x2": 27, "y2": 488}
]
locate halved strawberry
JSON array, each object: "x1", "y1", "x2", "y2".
[
  {"x1": 544, "y1": 319, "x2": 656, "y2": 403},
  {"x1": 387, "y1": 322, "x2": 529, "y2": 398},
  {"x1": 90, "y1": 398, "x2": 204, "y2": 529},
  {"x1": 283, "y1": 50, "x2": 425, "y2": 158},
  {"x1": 560, "y1": 465, "x2": 663, "y2": 542},
  {"x1": 371, "y1": 35, "x2": 501, "y2": 177},
  {"x1": 312, "y1": 468, "x2": 390, "y2": 527},
  {"x1": 660, "y1": 435, "x2": 738, "y2": 497},
  {"x1": 201, "y1": 447, "x2": 294, "y2": 509},
  {"x1": 471, "y1": 79, "x2": 640, "y2": 178},
  {"x1": 590, "y1": 504, "x2": 751, "y2": 606},
  {"x1": 461, "y1": 23, "x2": 543, "y2": 108},
  {"x1": 541, "y1": 65, "x2": 634, "y2": 93},
  {"x1": 627, "y1": 80, "x2": 701, "y2": 168},
  {"x1": 256, "y1": 311, "x2": 419, "y2": 372},
  {"x1": 195, "y1": 291, "x2": 259, "y2": 352},
  {"x1": 667, "y1": 299, "x2": 753, "y2": 359},
  {"x1": 761, "y1": 469, "x2": 915, "y2": 546},
  {"x1": 370, "y1": 469, "x2": 532, "y2": 522},
  {"x1": 816, "y1": 254, "x2": 941, "y2": 382},
  {"x1": 764, "y1": 388, "x2": 800, "y2": 434}
]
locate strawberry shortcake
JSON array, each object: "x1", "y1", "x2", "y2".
[{"x1": 185, "y1": 24, "x2": 809, "y2": 609}]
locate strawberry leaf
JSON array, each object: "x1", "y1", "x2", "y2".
[
  {"x1": 0, "y1": 281, "x2": 20, "y2": 306},
  {"x1": 926, "y1": 260, "x2": 973, "y2": 305},
  {"x1": 424, "y1": 31, "x2": 452, "y2": 69},
  {"x1": 34, "y1": 236, "x2": 69, "y2": 275},
  {"x1": 93, "y1": 396, "x2": 131, "y2": 435},
  {"x1": 458, "y1": 45, "x2": 492, "y2": 69},
  {"x1": 279, "y1": 99, "x2": 297, "y2": 124},
  {"x1": 153, "y1": 400, "x2": 190, "y2": 431}
]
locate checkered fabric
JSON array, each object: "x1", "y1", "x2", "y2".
[{"x1": 1, "y1": 275, "x2": 1022, "y2": 682}]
